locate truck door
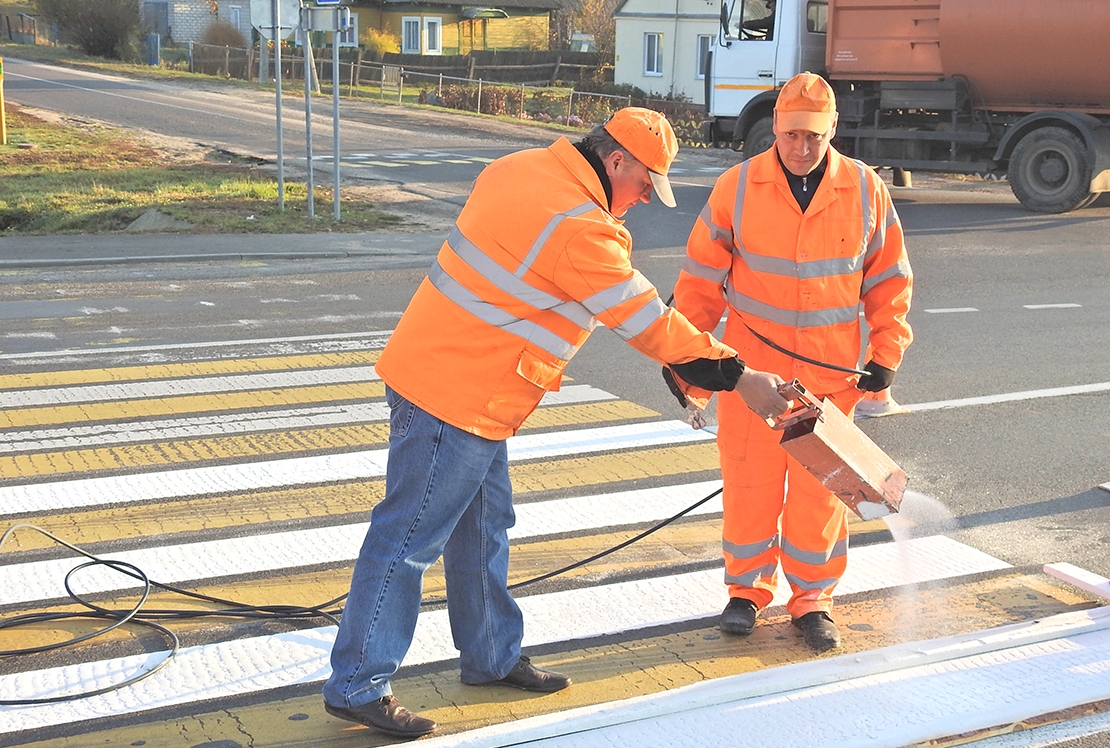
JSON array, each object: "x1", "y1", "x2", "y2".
[{"x1": 710, "y1": 0, "x2": 780, "y2": 117}]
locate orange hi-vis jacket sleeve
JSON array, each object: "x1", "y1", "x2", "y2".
[
  {"x1": 675, "y1": 146, "x2": 912, "y2": 395},
  {"x1": 375, "y1": 137, "x2": 737, "y2": 440}
]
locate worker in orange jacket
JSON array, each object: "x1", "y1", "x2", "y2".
[
  {"x1": 668, "y1": 73, "x2": 913, "y2": 652},
  {"x1": 323, "y1": 107, "x2": 790, "y2": 739}
]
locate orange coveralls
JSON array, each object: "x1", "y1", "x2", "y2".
[{"x1": 674, "y1": 145, "x2": 913, "y2": 618}]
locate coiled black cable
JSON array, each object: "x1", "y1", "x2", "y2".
[{"x1": 0, "y1": 484, "x2": 725, "y2": 703}]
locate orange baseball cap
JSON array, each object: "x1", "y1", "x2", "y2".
[
  {"x1": 603, "y1": 107, "x2": 678, "y2": 207},
  {"x1": 775, "y1": 72, "x2": 837, "y2": 133}
]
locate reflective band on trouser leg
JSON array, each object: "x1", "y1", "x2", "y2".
[
  {"x1": 779, "y1": 386, "x2": 862, "y2": 619},
  {"x1": 718, "y1": 391, "x2": 788, "y2": 610}
]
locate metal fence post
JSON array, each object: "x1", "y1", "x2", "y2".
[
  {"x1": 477, "y1": 78, "x2": 482, "y2": 114},
  {"x1": 398, "y1": 68, "x2": 403, "y2": 103},
  {"x1": 520, "y1": 82, "x2": 525, "y2": 119},
  {"x1": 188, "y1": 41, "x2": 194, "y2": 73},
  {"x1": 438, "y1": 73, "x2": 443, "y2": 97}
]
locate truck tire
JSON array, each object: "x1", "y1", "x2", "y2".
[
  {"x1": 1008, "y1": 126, "x2": 1094, "y2": 213},
  {"x1": 742, "y1": 117, "x2": 775, "y2": 159}
]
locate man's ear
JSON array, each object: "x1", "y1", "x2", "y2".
[{"x1": 602, "y1": 149, "x2": 624, "y2": 177}]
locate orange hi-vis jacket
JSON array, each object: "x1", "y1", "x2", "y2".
[
  {"x1": 675, "y1": 145, "x2": 913, "y2": 396},
  {"x1": 375, "y1": 136, "x2": 738, "y2": 440}
]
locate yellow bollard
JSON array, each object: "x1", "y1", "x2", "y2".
[{"x1": 0, "y1": 57, "x2": 7, "y2": 145}]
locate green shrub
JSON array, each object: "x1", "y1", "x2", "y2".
[
  {"x1": 34, "y1": 0, "x2": 141, "y2": 59},
  {"x1": 201, "y1": 20, "x2": 247, "y2": 48}
]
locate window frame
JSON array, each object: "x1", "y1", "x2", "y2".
[
  {"x1": 424, "y1": 16, "x2": 442, "y2": 55},
  {"x1": 695, "y1": 34, "x2": 713, "y2": 79},
  {"x1": 401, "y1": 16, "x2": 421, "y2": 54},
  {"x1": 643, "y1": 32, "x2": 663, "y2": 76}
]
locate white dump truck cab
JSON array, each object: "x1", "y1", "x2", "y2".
[{"x1": 705, "y1": 0, "x2": 827, "y2": 150}]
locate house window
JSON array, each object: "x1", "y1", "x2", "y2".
[
  {"x1": 644, "y1": 33, "x2": 663, "y2": 76},
  {"x1": 402, "y1": 17, "x2": 421, "y2": 54},
  {"x1": 424, "y1": 17, "x2": 442, "y2": 55},
  {"x1": 696, "y1": 34, "x2": 713, "y2": 79},
  {"x1": 228, "y1": 4, "x2": 242, "y2": 33}
]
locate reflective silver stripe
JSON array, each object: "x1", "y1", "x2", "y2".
[
  {"x1": 516, "y1": 201, "x2": 599, "y2": 275},
  {"x1": 782, "y1": 537, "x2": 848, "y2": 566},
  {"x1": 861, "y1": 255, "x2": 912, "y2": 296},
  {"x1": 681, "y1": 256, "x2": 729, "y2": 283},
  {"x1": 725, "y1": 282, "x2": 862, "y2": 327},
  {"x1": 581, "y1": 270, "x2": 656, "y2": 316},
  {"x1": 447, "y1": 227, "x2": 595, "y2": 331},
  {"x1": 737, "y1": 249, "x2": 864, "y2": 279},
  {"x1": 731, "y1": 161, "x2": 750, "y2": 252},
  {"x1": 611, "y1": 296, "x2": 668, "y2": 341},
  {"x1": 783, "y1": 572, "x2": 839, "y2": 591},
  {"x1": 723, "y1": 535, "x2": 778, "y2": 560},
  {"x1": 428, "y1": 260, "x2": 580, "y2": 360},
  {"x1": 855, "y1": 160, "x2": 873, "y2": 259},
  {"x1": 698, "y1": 203, "x2": 733, "y2": 245},
  {"x1": 725, "y1": 562, "x2": 778, "y2": 588}
]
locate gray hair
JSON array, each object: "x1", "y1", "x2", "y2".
[{"x1": 579, "y1": 125, "x2": 629, "y2": 160}]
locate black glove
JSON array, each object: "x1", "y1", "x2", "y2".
[
  {"x1": 857, "y1": 360, "x2": 896, "y2": 392},
  {"x1": 662, "y1": 366, "x2": 688, "y2": 408}
]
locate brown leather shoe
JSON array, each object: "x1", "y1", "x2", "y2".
[
  {"x1": 793, "y1": 611, "x2": 841, "y2": 652},
  {"x1": 474, "y1": 656, "x2": 571, "y2": 693},
  {"x1": 324, "y1": 695, "x2": 436, "y2": 738}
]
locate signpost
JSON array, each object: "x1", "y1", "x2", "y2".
[{"x1": 251, "y1": 0, "x2": 298, "y2": 210}]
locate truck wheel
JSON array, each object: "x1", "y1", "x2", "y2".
[
  {"x1": 742, "y1": 117, "x2": 775, "y2": 159},
  {"x1": 1008, "y1": 126, "x2": 1094, "y2": 213}
]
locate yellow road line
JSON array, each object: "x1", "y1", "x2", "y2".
[
  {"x1": 0, "y1": 402, "x2": 657, "y2": 478},
  {"x1": 2, "y1": 443, "x2": 722, "y2": 551},
  {"x1": 0, "y1": 350, "x2": 381, "y2": 391}
]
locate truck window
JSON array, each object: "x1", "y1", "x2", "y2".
[
  {"x1": 737, "y1": 0, "x2": 775, "y2": 40},
  {"x1": 806, "y1": 1, "x2": 827, "y2": 33}
]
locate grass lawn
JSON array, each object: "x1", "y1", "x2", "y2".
[{"x1": 0, "y1": 102, "x2": 406, "y2": 234}]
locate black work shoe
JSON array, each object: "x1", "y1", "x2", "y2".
[
  {"x1": 324, "y1": 696, "x2": 437, "y2": 738},
  {"x1": 793, "y1": 611, "x2": 841, "y2": 652},
  {"x1": 476, "y1": 655, "x2": 571, "y2": 693},
  {"x1": 720, "y1": 597, "x2": 758, "y2": 635}
]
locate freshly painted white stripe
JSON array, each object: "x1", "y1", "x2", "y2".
[
  {"x1": 411, "y1": 607, "x2": 1110, "y2": 748},
  {"x1": 1023, "y1": 303, "x2": 1081, "y2": 309},
  {"x1": 0, "y1": 421, "x2": 714, "y2": 515},
  {"x1": 923, "y1": 307, "x2": 979, "y2": 314},
  {"x1": 907, "y1": 381, "x2": 1110, "y2": 413},
  {"x1": 0, "y1": 481, "x2": 724, "y2": 606},
  {"x1": 0, "y1": 385, "x2": 615, "y2": 453},
  {"x1": 0, "y1": 367, "x2": 382, "y2": 408},
  {"x1": 1044, "y1": 562, "x2": 1110, "y2": 599},
  {"x1": 1102, "y1": 482, "x2": 1110, "y2": 493},
  {"x1": 0, "y1": 331, "x2": 392, "y2": 360},
  {"x1": 0, "y1": 536, "x2": 1010, "y2": 733}
]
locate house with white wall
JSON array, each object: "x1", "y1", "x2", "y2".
[{"x1": 612, "y1": 0, "x2": 720, "y2": 104}]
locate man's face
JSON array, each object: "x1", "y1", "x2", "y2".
[
  {"x1": 604, "y1": 150, "x2": 655, "y2": 217},
  {"x1": 772, "y1": 111, "x2": 837, "y2": 176}
]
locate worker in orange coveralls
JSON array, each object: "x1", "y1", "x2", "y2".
[{"x1": 666, "y1": 72, "x2": 913, "y2": 652}]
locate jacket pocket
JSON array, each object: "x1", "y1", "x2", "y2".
[{"x1": 516, "y1": 348, "x2": 563, "y2": 392}]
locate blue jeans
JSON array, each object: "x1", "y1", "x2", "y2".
[{"x1": 323, "y1": 386, "x2": 523, "y2": 708}]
